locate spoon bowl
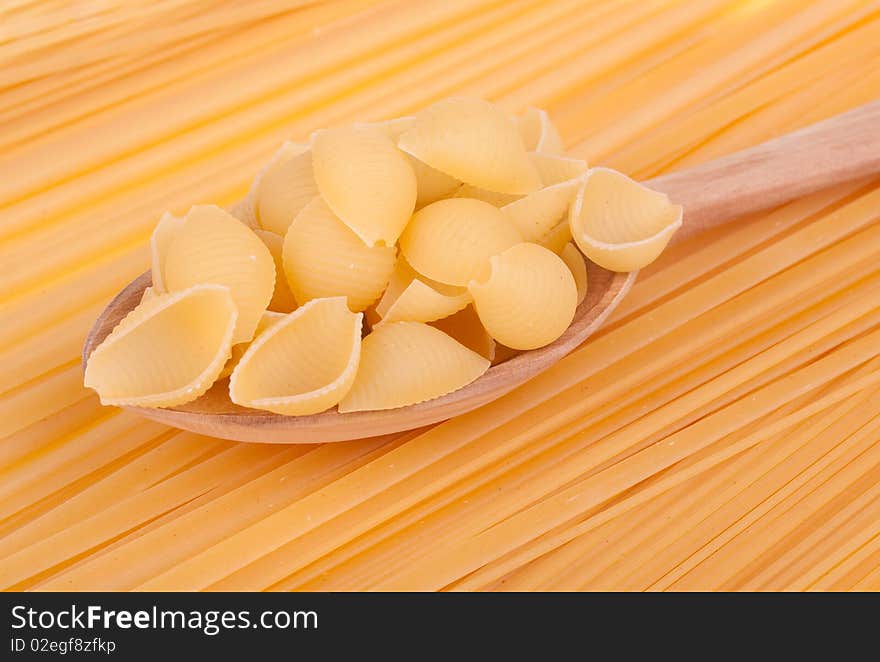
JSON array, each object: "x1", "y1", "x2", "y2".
[
  {"x1": 82, "y1": 100, "x2": 880, "y2": 443},
  {"x1": 83, "y1": 265, "x2": 634, "y2": 442}
]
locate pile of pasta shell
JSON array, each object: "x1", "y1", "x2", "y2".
[{"x1": 85, "y1": 97, "x2": 682, "y2": 415}]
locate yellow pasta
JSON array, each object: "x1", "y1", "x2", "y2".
[
  {"x1": 409, "y1": 154, "x2": 461, "y2": 208},
  {"x1": 452, "y1": 184, "x2": 521, "y2": 207},
  {"x1": 537, "y1": 220, "x2": 573, "y2": 254},
  {"x1": 139, "y1": 286, "x2": 158, "y2": 305},
  {"x1": 378, "y1": 279, "x2": 470, "y2": 326},
  {"x1": 400, "y1": 198, "x2": 522, "y2": 287},
  {"x1": 255, "y1": 145, "x2": 317, "y2": 237},
  {"x1": 501, "y1": 177, "x2": 582, "y2": 242},
  {"x1": 282, "y1": 196, "x2": 397, "y2": 311},
  {"x1": 398, "y1": 97, "x2": 541, "y2": 195},
  {"x1": 372, "y1": 257, "x2": 414, "y2": 318},
  {"x1": 235, "y1": 141, "x2": 309, "y2": 229},
  {"x1": 253, "y1": 229, "x2": 297, "y2": 313},
  {"x1": 84, "y1": 284, "x2": 236, "y2": 408},
  {"x1": 229, "y1": 297, "x2": 362, "y2": 416},
  {"x1": 163, "y1": 204, "x2": 276, "y2": 344},
  {"x1": 374, "y1": 258, "x2": 471, "y2": 325},
  {"x1": 354, "y1": 116, "x2": 416, "y2": 141},
  {"x1": 8, "y1": 0, "x2": 878, "y2": 595},
  {"x1": 430, "y1": 306, "x2": 496, "y2": 362},
  {"x1": 469, "y1": 242, "x2": 577, "y2": 350},
  {"x1": 218, "y1": 311, "x2": 285, "y2": 380},
  {"x1": 516, "y1": 107, "x2": 565, "y2": 153},
  {"x1": 311, "y1": 125, "x2": 417, "y2": 246},
  {"x1": 569, "y1": 168, "x2": 683, "y2": 272},
  {"x1": 149, "y1": 211, "x2": 183, "y2": 293},
  {"x1": 560, "y1": 242, "x2": 588, "y2": 305},
  {"x1": 253, "y1": 310, "x2": 287, "y2": 334},
  {"x1": 529, "y1": 152, "x2": 589, "y2": 186},
  {"x1": 514, "y1": 108, "x2": 544, "y2": 152},
  {"x1": 337, "y1": 321, "x2": 489, "y2": 412}
]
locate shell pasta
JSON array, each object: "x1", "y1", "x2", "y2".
[
  {"x1": 400, "y1": 198, "x2": 522, "y2": 286},
  {"x1": 409, "y1": 154, "x2": 461, "y2": 208},
  {"x1": 355, "y1": 116, "x2": 416, "y2": 141},
  {"x1": 161, "y1": 205, "x2": 275, "y2": 344},
  {"x1": 398, "y1": 97, "x2": 541, "y2": 195},
  {"x1": 86, "y1": 97, "x2": 680, "y2": 416},
  {"x1": 538, "y1": 220, "x2": 573, "y2": 254},
  {"x1": 219, "y1": 311, "x2": 285, "y2": 380},
  {"x1": 84, "y1": 285, "x2": 237, "y2": 408},
  {"x1": 338, "y1": 322, "x2": 490, "y2": 412},
  {"x1": 311, "y1": 125, "x2": 417, "y2": 247},
  {"x1": 453, "y1": 184, "x2": 521, "y2": 207},
  {"x1": 560, "y1": 242, "x2": 588, "y2": 305},
  {"x1": 530, "y1": 152, "x2": 588, "y2": 186},
  {"x1": 149, "y1": 212, "x2": 183, "y2": 293},
  {"x1": 254, "y1": 230, "x2": 297, "y2": 313},
  {"x1": 230, "y1": 298, "x2": 362, "y2": 416},
  {"x1": 569, "y1": 168, "x2": 683, "y2": 272},
  {"x1": 516, "y1": 107, "x2": 565, "y2": 154},
  {"x1": 282, "y1": 196, "x2": 397, "y2": 312},
  {"x1": 235, "y1": 141, "x2": 308, "y2": 230},
  {"x1": 255, "y1": 146, "x2": 317, "y2": 236},
  {"x1": 374, "y1": 258, "x2": 471, "y2": 325},
  {"x1": 501, "y1": 177, "x2": 582, "y2": 242},
  {"x1": 469, "y1": 243, "x2": 578, "y2": 350}
]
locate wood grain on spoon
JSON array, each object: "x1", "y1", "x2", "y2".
[{"x1": 82, "y1": 100, "x2": 880, "y2": 443}]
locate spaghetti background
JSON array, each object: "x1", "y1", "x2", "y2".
[{"x1": 1, "y1": 0, "x2": 879, "y2": 591}]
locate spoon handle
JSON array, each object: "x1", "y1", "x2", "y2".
[{"x1": 647, "y1": 99, "x2": 880, "y2": 245}]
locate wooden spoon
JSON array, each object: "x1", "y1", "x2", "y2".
[{"x1": 83, "y1": 100, "x2": 880, "y2": 443}]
